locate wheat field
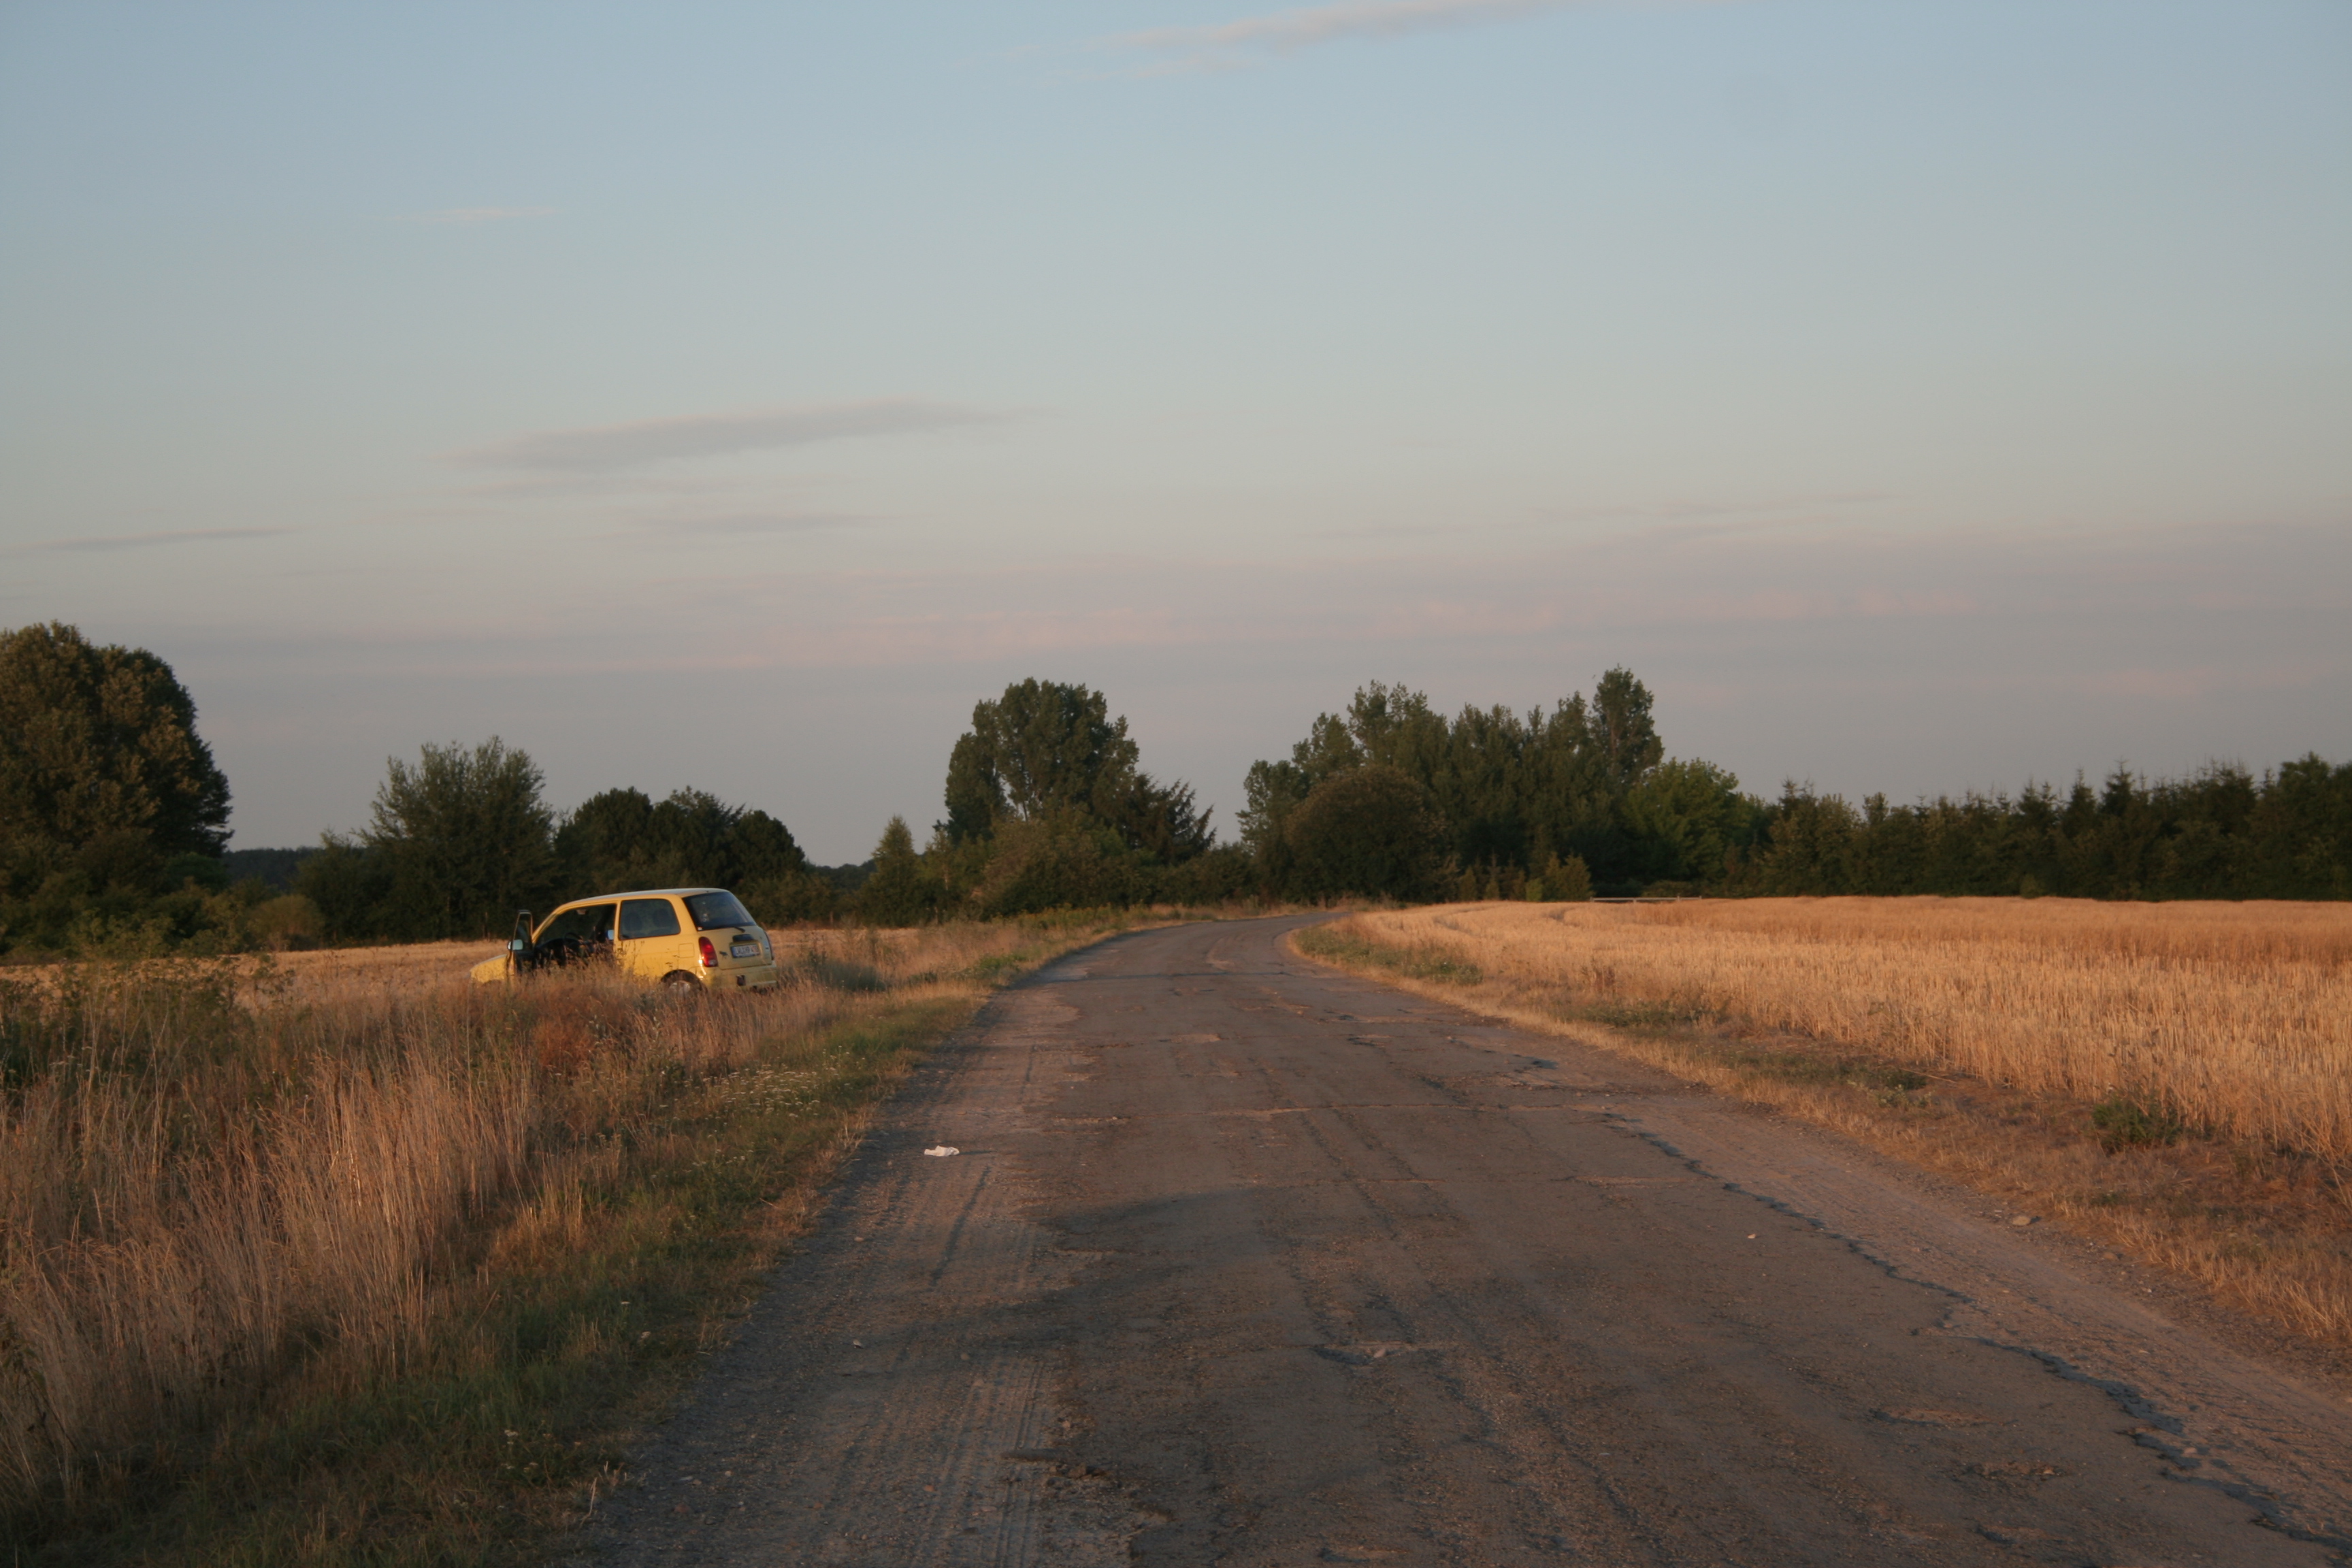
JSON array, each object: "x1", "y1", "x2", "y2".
[{"x1": 1342, "y1": 898, "x2": 2352, "y2": 1162}]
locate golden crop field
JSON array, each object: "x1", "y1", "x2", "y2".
[
  {"x1": 263, "y1": 937, "x2": 504, "y2": 993},
  {"x1": 1345, "y1": 898, "x2": 2352, "y2": 1162}
]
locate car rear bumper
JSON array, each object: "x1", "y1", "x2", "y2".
[{"x1": 704, "y1": 960, "x2": 781, "y2": 990}]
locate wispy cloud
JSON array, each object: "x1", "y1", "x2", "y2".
[
  {"x1": 452, "y1": 398, "x2": 1010, "y2": 473},
  {"x1": 2, "y1": 526, "x2": 295, "y2": 556},
  {"x1": 611, "y1": 512, "x2": 873, "y2": 541},
  {"x1": 398, "y1": 206, "x2": 556, "y2": 225},
  {"x1": 662, "y1": 512, "x2": 869, "y2": 536},
  {"x1": 1108, "y1": 0, "x2": 1583, "y2": 72},
  {"x1": 448, "y1": 471, "x2": 734, "y2": 502},
  {"x1": 1317, "y1": 491, "x2": 1894, "y2": 544}
]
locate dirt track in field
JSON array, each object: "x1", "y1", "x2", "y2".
[{"x1": 578, "y1": 916, "x2": 2352, "y2": 1567}]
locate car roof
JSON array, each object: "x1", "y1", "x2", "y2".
[{"x1": 551, "y1": 887, "x2": 728, "y2": 906}]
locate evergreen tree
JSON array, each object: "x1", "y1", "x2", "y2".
[{"x1": 852, "y1": 816, "x2": 943, "y2": 926}]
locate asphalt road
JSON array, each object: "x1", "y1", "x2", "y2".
[{"x1": 583, "y1": 916, "x2": 2351, "y2": 1567}]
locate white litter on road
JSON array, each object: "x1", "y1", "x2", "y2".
[{"x1": 923, "y1": 1145, "x2": 960, "y2": 1158}]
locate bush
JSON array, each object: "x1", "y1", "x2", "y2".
[
  {"x1": 248, "y1": 894, "x2": 323, "y2": 950},
  {"x1": 2092, "y1": 1094, "x2": 2185, "y2": 1152},
  {"x1": 968, "y1": 813, "x2": 1147, "y2": 917},
  {"x1": 1284, "y1": 764, "x2": 1449, "y2": 902},
  {"x1": 1150, "y1": 843, "x2": 1256, "y2": 904}
]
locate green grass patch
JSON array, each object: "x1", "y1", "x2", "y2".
[
  {"x1": 1582, "y1": 1000, "x2": 1703, "y2": 1030},
  {"x1": 2091, "y1": 1094, "x2": 2186, "y2": 1152}
]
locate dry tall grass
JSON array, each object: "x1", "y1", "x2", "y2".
[
  {"x1": 0, "y1": 921, "x2": 1080, "y2": 1529},
  {"x1": 1305, "y1": 899, "x2": 2352, "y2": 1346}
]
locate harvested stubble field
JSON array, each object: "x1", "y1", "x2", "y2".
[
  {"x1": 0, "y1": 917, "x2": 1124, "y2": 1565},
  {"x1": 1299, "y1": 898, "x2": 2352, "y2": 1350}
]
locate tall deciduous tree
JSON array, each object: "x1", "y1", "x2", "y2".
[
  {"x1": 943, "y1": 679, "x2": 1141, "y2": 834},
  {"x1": 941, "y1": 679, "x2": 1210, "y2": 860},
  {"x1": 1591, "y1": 666, "x2": 1664, "y2": 789},
  {"x1": 357, "y1": 737, "x2": 554, "y2": 938},
  {"x1": 0, "y1": 622, "x2": 231, "y2": 874}
]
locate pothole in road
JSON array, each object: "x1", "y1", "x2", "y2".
[
  {"x1": 1443, "y1": 1072, "x2": 1584, "y2": 1092},
  {"x1": 1972, "y1": 1459, "x2": 2068, "y2": 1482}
]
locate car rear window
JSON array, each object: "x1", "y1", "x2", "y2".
[
  {"x1": 683, "y1": 891, "x2": 757, "y2": 931},
  {"x1": 619, "y1": 898, "x2": 682, "y2": 938}
]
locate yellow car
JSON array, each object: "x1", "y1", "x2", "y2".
[{"x1": 472, "y1": 887, "x2": 783, "y2": 992}]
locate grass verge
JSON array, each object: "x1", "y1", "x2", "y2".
[
  {"x1": 3, "y1": 919, "x2": 1132, "y2": 1566},
  {"x1": 1292, "y1": 913, "x2": 2352, "y2": 1354}
]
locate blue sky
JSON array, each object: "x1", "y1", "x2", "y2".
[{"x1": 3, "y1": 0, "x2": 2347, "y2": 862}]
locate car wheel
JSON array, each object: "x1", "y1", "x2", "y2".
[{"x1": 660, "y1": 970, "x2": 703, "y2": 993}]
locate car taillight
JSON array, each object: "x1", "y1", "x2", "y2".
[{"x1": 698, "y1": 936, "x2": 717, "y2": 968}]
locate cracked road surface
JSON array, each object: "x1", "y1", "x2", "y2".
[{"x1": 583, "y1": 917, "x2": 2351, "y2": 1566}]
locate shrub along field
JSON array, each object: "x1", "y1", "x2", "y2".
[
  {"x1": 1298, "y1": 898, "x2": 2352, "y2": 1348},
  {"x1": 0, "y1": 917, "x2": 1135, "y2": 1565}
]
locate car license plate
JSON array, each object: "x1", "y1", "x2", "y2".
[{"x1": 731, "y1": 941, "x2": 759, "y2": 958}]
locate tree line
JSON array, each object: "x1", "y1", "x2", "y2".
[
  {"x1": 1729, "y1": 764, "x2": 2351, "y2": 900},
  {"x1": 0, "y1": 623, "x2": 860, "y2": 953},
  {"x1": 3, "y1": 620, "x2": 2345, "y2": 956},
  {"x1": 290, "y1": 745, "x2": 851, "y2": 943},
  {"x1": 1223, "y1": 672, "x2": 2348, "y2": 902},
  {"x1": 840, "y1": 672, "x2": 2351, "y2": 911}
]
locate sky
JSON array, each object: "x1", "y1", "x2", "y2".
[{"x1": 2, "y1": 0, "x2": 2347, "y2": 863}]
